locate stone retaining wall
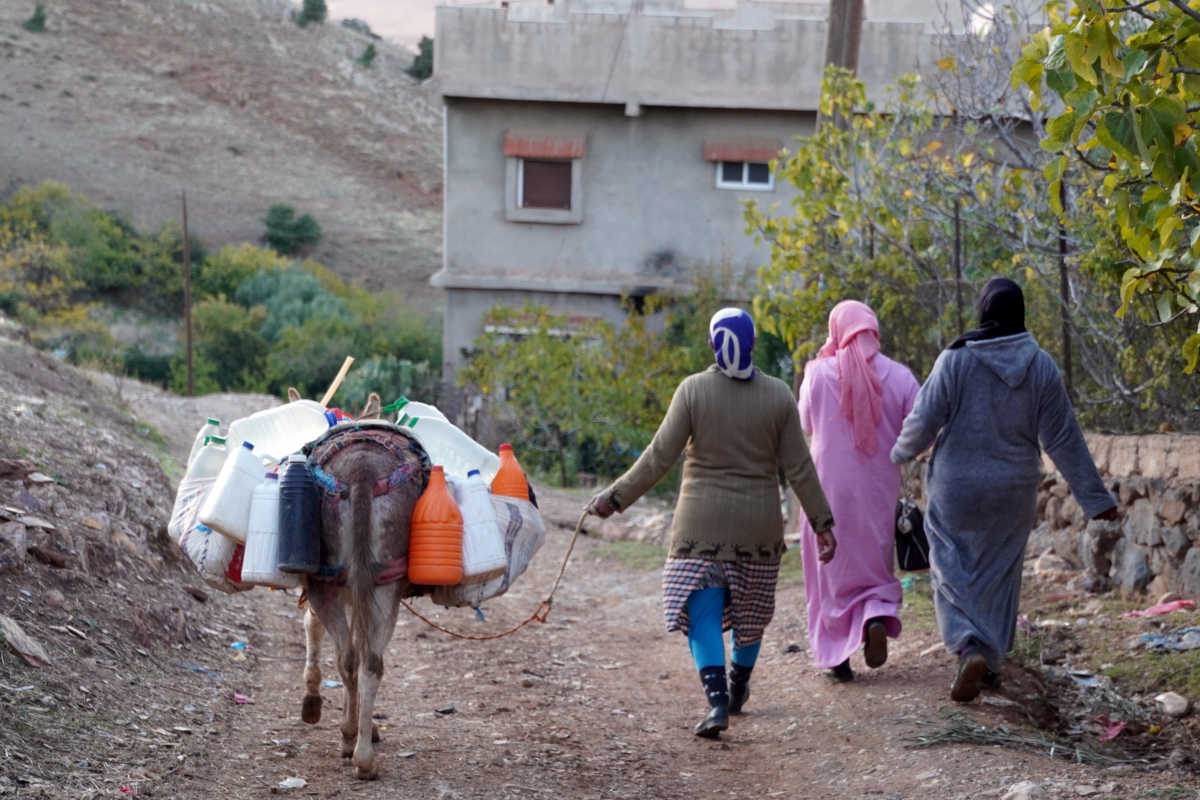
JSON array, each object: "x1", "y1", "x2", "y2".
[{"x1": 1031, "y1": 434, "x2": 1200, "y2": 598}]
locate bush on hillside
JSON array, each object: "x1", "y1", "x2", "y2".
[
  {"x1": 234, "y1": 265, "x2": 352, "y2": 342},
  {"x1": 263, "y1": 315, "x2": 364, "y2": 398},
  {"x1": 341, "y1": 18, "x2": 379, "y2": 39},
  {"x1": 195, "y1": 243, "x2": 289, "y2": 300},
  {"x1": 295, "y1": 0, "x2": 327, "y2": 28},
  {"x1": 357, "y1": 43, "x2": 377, "y2": 69},
  {"x1": 336, "y1": 354, "x2": 438, "y2": 412},
  {"x1": 407, "y1": 36, "x2": 433, "y2": 80},
  {"x1": 123, "y1": 346, "x2": 173, "y2": 387},
  {"x1": 188, "y1": 298, "x2": 269, "y2": 391},
  {"x1": 23, "y1": 3, "x2": 46, "y2": 33},
  {"x1": 261, "y1": 204, "x2": 322, "y2": 255}
]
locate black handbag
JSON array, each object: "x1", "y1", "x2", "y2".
[{"x1": 894, "y1": 496, "x2": 930, "y2": 571}]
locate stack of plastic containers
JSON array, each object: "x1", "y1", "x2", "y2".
[{"x1": 197, "y1": 441, "x2": 262, "y2": 543}]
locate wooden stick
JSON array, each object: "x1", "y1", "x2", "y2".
[{"x1": 319, "y1": 356, "x2": 354, "y2": 407}]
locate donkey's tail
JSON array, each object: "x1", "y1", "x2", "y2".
[{"x1": 347, "y1": 478, "x2": 375, "y2": 675}]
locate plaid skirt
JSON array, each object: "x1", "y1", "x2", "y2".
[{"x1": 662, "y1": 557, "x2": 781, "y2": 649}]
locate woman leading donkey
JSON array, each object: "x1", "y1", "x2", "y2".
[{"x1": 587, "y1": 308, "x2": 835, "y2": 738}]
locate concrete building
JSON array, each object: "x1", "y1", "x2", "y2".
[{"x1": 431, "y1": 0, "x2": 968, "y2": 411}]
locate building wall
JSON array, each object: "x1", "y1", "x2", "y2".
[
  {"x1": 434, "y1": 98, "x2": 814, "y2": 388},
  {"x1": 435, "y1": 3, "x2": 945, "y2": 111}
]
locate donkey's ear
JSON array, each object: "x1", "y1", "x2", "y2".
[
  {"x1": 358, "y1": 392, "x2": 382, "y2": 420},
  {"x1": 287, "y1": 387, "x2": 302, "y2": 403}
]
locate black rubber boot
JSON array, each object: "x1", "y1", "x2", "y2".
[
  {"x1": 694, "y1": 666, "x2": 729, "y2": 738},
  {"x1": 728, "y1": 662, "x2": 753, "y2": 715},
  {"x1": 864, "y1": 618, "x2": 888, "y2": 669},
  {"x1": 827, "y1": 658, "x2": 854, "y2": 683}
]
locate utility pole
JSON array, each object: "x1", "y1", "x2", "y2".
[
  {"x1": 817, "y1": 0, "x2": 865, "y2": 129},
  {"x1": 182, "y1": 191, "x2": 194, "y2": 396}
]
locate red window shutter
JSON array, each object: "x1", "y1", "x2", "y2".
[
  {"x1": 504, "y1": 133, "x2": 586, "y2": 159},
  {"x1": 703, "y1": 139, "x2": 782, "y2": 162}
]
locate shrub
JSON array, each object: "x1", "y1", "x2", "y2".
[
  {"x1": 189, "y1": 298, "x2": 269, "y2": 390},
  {"x1": 195, "y1": 243, "x2": 288, "y2": 300},
  {"x1": 357, "y1": 43, "x2": 376, "y2": 68},
  {"x1": 122, "y1": 346, "x2": 173, "y2": 387},
  {"x1": 406, "y1": 36, "x2": 433, "y2": 80},
  {"x1": 261, "y1": 204, "x2": 321, "y2": 255},
  {"x1": 336, "y1": 354, "x2": 437, "y2": 413},
  {"x1": 23, "y1": 3, "x2": 46, "y2": 33},
  {"x1": 234, "y1": 265, "x2": 352, "y2": 342},
  {"x1": 341, "y1": 18, "x2": 379, "y2": 39},
  {"x1": 262, "y1": 315, "x2": 363, "y2": 398},
  {"x1": 295, "y1": 0, "x2": 326, "y2": 28}
]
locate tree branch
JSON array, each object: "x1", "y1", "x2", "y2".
[{"x1": 1166, "y1": 0, "x2": 1200, "y2": 26}]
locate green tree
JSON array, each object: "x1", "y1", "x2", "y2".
[
  {"x1": 261, "y1": 204, "x2": 322, "y2": 255},
  {"x1": 23, "y1": 3, "x2": 46, "y2": 33},
  {"x1": 407, "y1": 36, "x2": 433, "y2": 80},
  {"x1": 357, "y1": 43, "x2": 377, "y2": 68},
  {"x1": 295, "y1": 0, "x2": 327, "y2": 27},
  {"x1": 1013, "y1": 1, "x2": 1200, "y2": 372},
  {"x1": 188, "y1": 298, "x2": 269, "y2": 391}
]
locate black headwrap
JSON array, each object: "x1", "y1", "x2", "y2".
[{"x1": 947, "y1": 277, "x2": 1026, "y2": 350}]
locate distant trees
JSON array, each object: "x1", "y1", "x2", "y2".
[
  {"x1": 23, "y1": 3, "x2": 46, "y2": 33},
  {"x1": 357, "y1": 43, "x2": 377, "y2": 69},
  {"x1": 407, "y1": 36, "x2": 433, "y2": 80},
  {"x1": 295, "y1": 0, "x2": 327, "y2": 28},
  {"x1": 341, "y1": 18, "x2": 380, "y2": 39},
  {"x1": 261, "y1": 204, "x2": 322, "y2": 256}
]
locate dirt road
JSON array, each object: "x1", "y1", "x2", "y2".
[{"x1": 156, "y1": 498, "x2": 1196, "y2": 800}]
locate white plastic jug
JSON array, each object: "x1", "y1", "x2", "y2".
[
  {"x1": 168, "y1": 436, "x2": 228, "y2": 544},
  {"x1": 401, "y1": 416, "x2": 500, "y2": 483},
  {"x1": 226, "y1": 400, "x2": 329, "y2": 467},
  {"x1": 187, "y1": 418, "x2": 221, "y2": 469},
  {"x1": 180, "y1": 523, "x2": 242, "y2": 593},
  {"x1": 457, "y1": 469, "x2": 507, "y2": 581},
  {"x1": 240, "y1": 473, "x2": 300, "y2": 589},
  {"x1": 198, "y1": 440, "x2": 263, "y2": 543},
  {"x1": 394, "y1": 398, "x2": 449, "y2": 426}
]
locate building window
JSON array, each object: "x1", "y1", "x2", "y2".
[
  {"x1": 715, "y1": 160, "x2": 774, "y2": 191},
  {"x1": 518, "y1": 159, "x2": 572, "y2": 210},
  {"x1": 503, "y1": 131, "x2": 586, "y2": 224}
]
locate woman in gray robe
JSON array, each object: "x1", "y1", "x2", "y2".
[{"x1": 890, "y1": 277, "x2": 1119, "y2": 702}]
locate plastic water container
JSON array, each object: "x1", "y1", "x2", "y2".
[
  {"x1": 181, "y1": 523, "x2": 238, "y2": 591},
  {"x1": 408, "y1": 466, "x2": 464, "y2": 586},
  {"x1": 226, "y1": 400, "x2": 329, "y2": 467},
  {"x1": 187, "y1": 435, "x2": 228, "y2": 482},
  {"x1": 277, "y1": 454, "x2": 321, "y2": 574},
  {"x1": 168, "y1": 435, "x2": 229, "y2": 545},
  {"x1": 392, "y1": 397, "x2": 449, "y2": 426},
  {"x1": 458, "y1": 469, "x2": 507, "y2": 581},
  {"x1": 241, "y1": 473, "x2": 300, "y2": 588},
  {"x1": 401, "y1": 416, "x2": 501, "y2": 482},
  {"x1": 187, "y1": 418, "x2": 221, "y2": 469},
  {"x1": 197, "y1": 441, "x2": 263, "y2": 543},
  {"x1": 490, "y1": 443, "x2": 530, "y2": 500}
]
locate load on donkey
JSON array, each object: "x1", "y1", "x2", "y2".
[{"x1": 167, "y1": 361, "x2": 548, "y2": 780}]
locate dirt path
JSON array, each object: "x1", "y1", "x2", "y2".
[{"x1": 154, "y1": 499, "x2": 1196, "y2": 800}]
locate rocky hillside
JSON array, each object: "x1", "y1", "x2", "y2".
[{"x1": 0, "y1": 0, "x2": 444, "y2": 304}]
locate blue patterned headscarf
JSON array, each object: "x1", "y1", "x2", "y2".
[{"x1": 708, "y1": 308, "x2": 756, "y2": 380}]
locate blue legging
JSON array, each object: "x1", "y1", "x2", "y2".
[{"x1": 685, "y1": 587, "x2": 761, "y2": 671}]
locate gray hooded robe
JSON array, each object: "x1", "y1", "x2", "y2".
[{"x1": 890, "y1": 332, "x2": 1115, "y2": 669}]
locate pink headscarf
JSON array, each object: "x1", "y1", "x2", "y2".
[{"x1": 814, "y1": 300, "x2": 883, "y2": 455}]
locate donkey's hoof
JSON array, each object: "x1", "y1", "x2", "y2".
[
  {"x1": 355, "y1": 766, "x2": 379, "y2": 781},
  {"x1": 300, "y1": 695, "x2": 322, "y2": 724},
  {"x1": 372, "y1": 724, "x2": 381, "y2": 743}
]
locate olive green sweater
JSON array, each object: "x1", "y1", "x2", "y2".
[{"x1": 606, "y1": 365, "x2": 834, "y2": 562}]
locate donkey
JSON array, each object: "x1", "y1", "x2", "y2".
[{"x1": 293, "y1": 392, "x2": 430, "y2": 780}]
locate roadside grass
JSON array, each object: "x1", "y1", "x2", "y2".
[
  {"x1": 589, "y1": 540, "x2": 666, "y2": 572},
  {"x1": 1013, "y1": 585, "x2": 1200, "y2": 702}
]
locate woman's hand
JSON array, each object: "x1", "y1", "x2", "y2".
[
  {"x1": 587, "y1": 491, "x2": 617, "y2": 519},
  {"x1": 816, "y1": 530, "x2": 836, "y2": 563}
]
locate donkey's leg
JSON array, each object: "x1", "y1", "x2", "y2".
[
  {"x1": 301, "y1": 606, "x2": 325, "y2": 724},
  {"x1": 307, "y1": 589, "x2": 359, "y2": 758},
  {"x1": 352, "y1": 585, "x2": 402, "y2": 780}
]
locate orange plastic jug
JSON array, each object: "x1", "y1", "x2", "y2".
[
  {"x1": 408, "y1": 466, "x2": 464, "y2": 586},
  {"x1": 490, "y1": 443, "x2": 529, "y2": 500}
]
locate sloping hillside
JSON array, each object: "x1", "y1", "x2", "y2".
[{"x1": 0, "y1": 0, "x2": 443, "y2": 303}]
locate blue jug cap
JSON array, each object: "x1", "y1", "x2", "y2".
[
  {"x1": 241, "y1": 441, "x2": 254, "y2": 450},
  {"x1": 264, "y1": 472, "x2": 279, "y2": 480},
  {"x1": 196, "y1": 524, "x2": 212, "y2": 533},
  {"x1": 467, "y1": 469, "x2": 480, "y2": 477}
]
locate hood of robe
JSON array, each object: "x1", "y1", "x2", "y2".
[{"x1": 965, "y1": 331, "x2": 1039, "y2": 388}]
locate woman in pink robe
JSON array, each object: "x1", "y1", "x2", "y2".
[{"x1": 798, "y1": 300, "x2": 920, "y2": 681}]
